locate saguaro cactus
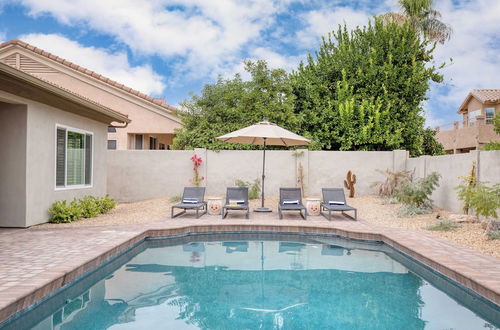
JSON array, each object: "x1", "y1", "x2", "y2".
[{"x1": 344, "y1": 170, "x2": 357, "y2": 198}]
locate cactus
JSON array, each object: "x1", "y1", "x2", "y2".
[{"x1": 344, "y1": 170, "x2": 357, "y2": 198}]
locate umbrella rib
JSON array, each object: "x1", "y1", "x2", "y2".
[
  {"x1": 251, "y1": 137, "x2": 257, "y2": 145},
  {"x1": 281, "y1": 138, "x2": 288, "y2": 146}
]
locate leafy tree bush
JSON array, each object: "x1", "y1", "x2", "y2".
[
  {"x1": 396, "y1": 172, "x2": 440, "y2": 208},
  {"x1": 79, "y1": 196, "x2": 101, "y2": 218},
  {"x1": 291, "y1": 19, "x2": 443, "y2": 155},
  {"x1": 483, "y1": 115, "x2": 500, "y2": 150},
  {"x1": 49, "y1": 196, "x2": 116, "y2": 223},
  {"x1": 49, "y1": 199, "x2": 83, "y2": 223},
  {"x1": 173, "y1": 60, "x2": 298, "y2": 150},
  {"x1": 456, "y1": 182, "x2": 500, "y2": 219},
  {"x1": 421, "y1": 128, "x2": 445, "y2": 155}
]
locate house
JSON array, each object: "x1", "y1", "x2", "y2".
[
  {"x1": 0, "y1": 62, "x2": 130, "y2": 227},
  {"x1": 436, "y1": 89, "x2": 500, "y2": 154},
  {"x1": 0, "y1": 40, "x2": 182, "y2": 150}
]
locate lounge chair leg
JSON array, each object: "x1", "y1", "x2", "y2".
[
  {"x1": 196, "y1": 208, "x2": 199, "y2": 219},
  {"x1": 355, "y1": 210, "x2": 357, "y2": 220},
  {"x1": 328, "y1": 209, "x2": 332, "y2": 221},
  {"x1": 246, "y1": 210, "x2": 249, "y2": 219},
  {"x1": 172, "y1": 209, "x2": 186, "y2": 218}
]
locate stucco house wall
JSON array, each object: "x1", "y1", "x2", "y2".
[
  {"x1": 0, "y1": 41, "x2": 182, "y2": 150},
  {"x1": 0, "y1": 91, "x2": 109, "y2": 226}
]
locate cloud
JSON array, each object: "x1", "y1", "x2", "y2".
[
  {"x1": 19, "y1": 33, "x2": 166, "y2": 95},
  {"x1": 13, "y1": 0, "x2": 283, "y2": 79},
  {"x1": 425, "y1": 0, "x2": 500, "y2": 126}
]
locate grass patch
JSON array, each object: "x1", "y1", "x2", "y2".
[
  {"x1": 486, "y1": 230, "x2": 500, "y2": 240},
  {"x1": 397, "y1": 205, "x2": 432, "y2": 217},
  {"x1": 426, "y1": 219, "x2": 461, "y2": 231},
  {"x1": 169, "y1": 195, "x2": 182, "y2": 203}
]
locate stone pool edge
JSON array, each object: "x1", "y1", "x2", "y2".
[{"x1": 1, "y1": 222, "x2": 499, "y2": 324}]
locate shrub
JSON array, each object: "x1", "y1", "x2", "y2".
[
  {"x1": 397, "y1": 205, "x2": 433, "y2": 217},
  {"x1": 79, "y1": 196, "x2": 101, "y2": 218},
  {"x1": 456, "y1": 182, "x2": 500, "y2": 219},
  {"x1": 49, "y1": 199, "x2": 83, "y2": 223},
  {"x1": 482, "y1": 141, "x2": 500, "y2": 151},
  {"x1": 426, "y1": 219, "x2": 460, "y2": 231},
  {"x1": 395, "y1": 172, "x2": 440, "y2": 208},
  {"x1": 235, "y1": 179, "x2": 261, "y2": 200},
  {"x1": 455, "y1": 163, "x2": 477, "y2": 214},
  {"x1": 99, "y1": 195, "x2": 116, "y2": 213},
  {"x1": 48, "y1": 195, "x2": 116, "y2": 223},
  {"x1": 486, "y1": 230, "x2": 500, "y2": 240},
  {"x1": 170, "y1": 195, "x2": 182, "y2": 203},
  {"x1": 371, "y1": 169, "x2": 413, "y2": 198}
]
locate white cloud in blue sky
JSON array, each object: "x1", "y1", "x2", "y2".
[{"x1": 0, "y1": 0, "x2": 498, "y2": 127}]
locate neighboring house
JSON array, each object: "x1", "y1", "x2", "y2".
[
  {"x1": 0, "y1": 62, "x2": 130, "y2": 227},
  {"x1": 436, "y1": 89, "x2": 500, "y2": 154},
  {"x1": 0, "y1": 40, "x2": 182, "y2": 150}
]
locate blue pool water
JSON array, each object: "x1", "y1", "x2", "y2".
[{"x1": 3, "y1": 234, "x2": 499, "y2": 330}]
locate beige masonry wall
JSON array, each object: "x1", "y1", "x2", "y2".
[
  {"x1": 107, "y1": 149, "x2": 408, "y2": 202},
  {"x1": 407, "y1": 151, "x2": 500, "y2": 213}
]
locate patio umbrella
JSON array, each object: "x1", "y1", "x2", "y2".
[{"x1": 217, "y1": 121, "x2": 310, "y2": 212}]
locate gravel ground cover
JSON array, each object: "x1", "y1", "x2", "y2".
[{"x1": 34, "y1": 195, "x2": 499, "y2": 258}]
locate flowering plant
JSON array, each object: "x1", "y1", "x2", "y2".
[{"x1": 190, "y1": 154, "x2": 204, "y2": 186}]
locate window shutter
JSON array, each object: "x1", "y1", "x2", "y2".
[
  {"x1": 85, "y1": 134, "x2": 92, "y2": 185},
  {"x1": 56, "y1": 128, "x2": 66, "y2": 187}
]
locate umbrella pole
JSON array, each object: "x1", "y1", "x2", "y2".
[{"x1": 255, "y1": 138, "x2": 272, "y2": 212}]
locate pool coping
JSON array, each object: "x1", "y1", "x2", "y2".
[{"x1": 0, "y1": 221, "x2": 499, "y2": 324}]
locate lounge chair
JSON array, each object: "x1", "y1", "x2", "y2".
[
  {"x1": 222, "y1": 187, "x2": 250, "y2": 219},
  {"x1": 171, "y1": 187, "x2": 207, "y2": 219},
  {"x1": 320, "y1": 188, "x2": 357, "y2": 220},
  {"x1": 278, "y1": 188, "x2": 307, "y2": 220}
]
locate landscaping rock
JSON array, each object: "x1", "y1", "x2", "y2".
[
  {"x1": 485, "y1": 220, "x2": 500, "y2": 231},
  {"x1": 447, "y1": 214, "x2": 478, "y2": 223}
]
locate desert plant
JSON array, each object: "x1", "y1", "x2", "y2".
[
  {"x1": 455, "y1": 163, "x2": 477, "y2": 214},
  {"x1": 49, "y1": 199, "x2": 83, "y2": 223},
  {"x1": 486, "y1": 230, "x2": 500, "y2": 240},
  {"x1": 397, "y1": 205, "x2": 433, "y2": 217},
  {"x1": 170, "y1": 195, "x2": 182, "y2": 203},
  {"x1": 372, "y1": 169, "x2": 413, "y2": 197},
  {"x1": 395, "y1": 172, "x2": 440, "y2": 208},
  {"x1": 426, "y1": 219, "x2": 460, "y2": 231},
  {"x1": 79, "y1": 196, "x2": 101, "y2": 218},
  {"x1": 99, "y1": 195, "x2": 116, "y2": 213},
  {"x1": 190, "y1": 154, "x2": 204, "y2": 187},
  {"x1": 344, "y1": 170, "x2": 357, "y2": 198},
  {"x1": 235, "y1": 178, "x2": 261, "y2": 200},
  {"x1": 292, "y1": 150, "x2": 306, "y2": 194}
]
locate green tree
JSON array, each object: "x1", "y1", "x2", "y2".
[
  {"x1": 291, "y1": 19, "x2": 443, "y2": 155},
  {"x1": 422, "y1": 127, "x2": 444, "y2": 155},
  {"x1": 379, "y1": 0, "x2": 452, "y2": 43},
  {"x1": 482, "y1": 115, "x2": 500, "y2": 150},
  {"x1": 173, "y1": 60, "x2": 298, "y2": 150}
]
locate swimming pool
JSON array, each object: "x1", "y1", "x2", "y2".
[{"x1": 2, "y1": 233, "x2": 499, "y2": 329}]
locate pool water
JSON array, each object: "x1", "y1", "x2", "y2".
[{"x1": 3, "y1": 234, "x2": 499, "y2": 330}]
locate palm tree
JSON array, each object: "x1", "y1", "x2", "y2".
[{"x1": 379, "y1": 0, "x2": 452, "y2": 43}]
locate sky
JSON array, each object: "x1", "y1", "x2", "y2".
[{"x1": 0, "y1": 0, "x2": 498, "y2": 128}]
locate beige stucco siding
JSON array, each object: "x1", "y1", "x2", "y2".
[
  {"x1": 28, "y1": 70, "x2": 181, "y2": 149},
  {"x1": 0, "y1": 102, "x2": 27, "y2": 227},
  {"x1": 0, "y1": 90, "x2": 108, "y2": 227}
]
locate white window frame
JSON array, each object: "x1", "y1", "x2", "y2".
[{"x1": 55, "y1": 124, "x2": 94, "y2": 190}]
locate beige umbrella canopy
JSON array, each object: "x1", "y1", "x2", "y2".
[
  {"x1": 217, "y1": 121, "x2": 310, "y2": 146},
  {"x1": 217, "y1": 121, "x2": 310, "y2": 212}
]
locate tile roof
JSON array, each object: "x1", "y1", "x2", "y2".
[
  {"x1": 0, "y1": 39, "x2": 178, "y2": 113},
  {"x1": 0, "y1": 62, "x2": 130, "y2": 123},
  {"x1": 470, "y1": 89, "x2": 500, "y2": 103}
]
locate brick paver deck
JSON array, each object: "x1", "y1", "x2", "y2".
[{"x1": 0, "y1": 213, "x2": 499, "y2": 323}]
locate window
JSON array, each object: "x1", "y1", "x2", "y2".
[
  {"x1": 468, "y1": 109, "x2": 481, "y2": 126},
  {"x1": 107, "y1": 126, "x2": 117, "y2": 133},
  {"x1": 56, "y1": 126, "x2": 93, "y2": 188},
  {"x1": 107, "y1": 140, "x2": 117, "y2": 150},
  {"x1": 149, "y1": 136, "x2": 157, "y2": 150},
  {"x1": 485, "y1": 108, "x2": 495, "y2": 124},
  {"x1": 135, "y1": 134, "x2": 143, "y2": 150}
]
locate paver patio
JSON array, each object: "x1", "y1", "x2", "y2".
[{"x1": 0, "y1": 213, "x2": 499, "y2": 323}]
